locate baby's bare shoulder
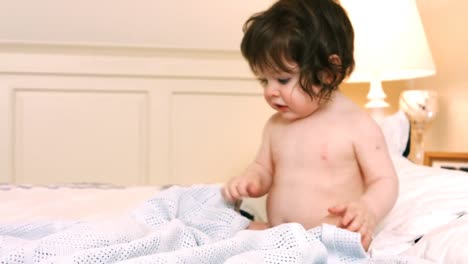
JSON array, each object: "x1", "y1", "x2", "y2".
[
  {"x1": 264, "y1": 113, "x2": 288, "y2": 131},
  {"x1": 344, "y1": 110, "x2": 387, "y2": 150},
  {"x1": 348, "y1": 110, "x2": 379, "y2": 130}
]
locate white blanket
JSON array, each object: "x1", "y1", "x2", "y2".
[{"x1": 0, "y1": 185, "x2": 431, "y2": 263}]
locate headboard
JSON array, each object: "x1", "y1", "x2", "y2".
[
  {"x1": 0, "y1": 46, "x2": 273, "y2": 186},
  {"x1": 0, "y1": 1, "x2": 277, "y2": 186}
]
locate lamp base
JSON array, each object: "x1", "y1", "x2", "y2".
[
  {"x1": 365, "y1": 80, "x2": 389, "y2": 123},
  {"x1": 408, "y1": 120, "x2": 427, "y2": 165},
  {"x1": 399, "y1": 89, "x2": 439, "y2": 165},
  {"x1": 365, "y1": 80, "x2": 390, "y2": 108}
]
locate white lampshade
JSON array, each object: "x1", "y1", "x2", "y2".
[{"x1": 340, "y1": 0, "x2": 436, "y2": 115}]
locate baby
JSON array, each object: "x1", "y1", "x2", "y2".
[{"x1": 222, "y1": 0, "x2": 398, "y2": 250}]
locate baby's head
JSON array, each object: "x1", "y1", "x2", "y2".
[{"x1": 241, "y1": 0, "x2": 355, "y2": 103}]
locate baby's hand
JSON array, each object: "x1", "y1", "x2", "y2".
[
  {"x1": 328, "y1": 200, "x2": 376, "y2": 250},
  {"x1": 222, "y1": 175, "x2": 261, "y2": 203}
]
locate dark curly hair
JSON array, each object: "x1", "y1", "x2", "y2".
[{"x1": 241, "y1": 0, "x2": 355, "y2": 102}]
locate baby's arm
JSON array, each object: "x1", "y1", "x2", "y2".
[
  {"x1": 223, "y1": 160, "x2": 272, "y2": 202},
  {"x1": 353, "y1": 119, "x2": 398, "y2": 224},
  {"x1": 329, "y1": 118, "x2": 398, "y2": 249},
  {"x1": 222, "y1": 119, "x2": 274, "y2": 202}
]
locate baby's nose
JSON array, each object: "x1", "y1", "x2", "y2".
[{"x1": 265, "y1": 86, "x2": 280, "y2": 97}]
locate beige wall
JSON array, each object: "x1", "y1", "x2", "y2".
[
  {"x1": 1, "y1": 1, "x2": 465, "y2": 154},
  {"x1": 341, "y1": 0, "x2": 468, "y2": 153},
  {"x1": 413, "y1": 0, "x2": 468, "y2": 152}
]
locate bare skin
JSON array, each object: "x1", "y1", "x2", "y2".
[{"x1": 222, "y1": 68, "x2": 398, "y2": 251}]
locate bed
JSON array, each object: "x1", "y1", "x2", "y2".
[{"x1": 1, "y1": 111, "x2": 467, "y2": 263}]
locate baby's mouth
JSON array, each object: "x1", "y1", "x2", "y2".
[{"x1": 275, "y1": 104, "x2": 289, "y2": 112}]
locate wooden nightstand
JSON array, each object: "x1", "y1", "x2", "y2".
[{"x1": 424, "y1": 152, "x2": 468, "y2": 172}]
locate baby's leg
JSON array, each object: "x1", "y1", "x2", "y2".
[{"x1": 247, "y1": 221, "x2": 270, "y2": 230}]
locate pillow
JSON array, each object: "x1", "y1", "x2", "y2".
[
  {"x1": 371, "y1": 155, "x2": 468, "y2": 257},
  {"x1": 378, "y1": 110, "x2": 410, "y2": 157}
]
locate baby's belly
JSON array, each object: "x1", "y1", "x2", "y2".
[{"x1": 266, "y1": 182, "x2": 362, "y2": 229}]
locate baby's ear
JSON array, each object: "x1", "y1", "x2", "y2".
[
  {"x1": 328, "y1": 54, "x2": 342, "y2": 66},
  {"x1": 319, "y1": 54, "x2": 342, "y2": 84}
]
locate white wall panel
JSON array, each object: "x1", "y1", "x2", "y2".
[
  {"x1": 170, "y1": 81, "x2": 273, "y2": 185},
  {"x1": 0, "y1": 50, "x2": 269, "y2": 186},
  {"x1": 14, "y1": 89, "x2": 149, "y2": 185},
  {"x1": 0, "y1": 83, "x2": 13, "y2": 183}
]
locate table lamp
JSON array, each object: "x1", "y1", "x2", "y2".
[
  {"x1": 399, "y1": 90, "x2": 438, "y2": 164},
  {"x1": 340, "y1": 0, "x2": 436, "y2": 121}
]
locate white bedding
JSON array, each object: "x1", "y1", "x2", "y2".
[
  {"x1": 0, "y1": 185, "x2": 429, "y2": 263},
  {"x1": 1, "y1": 155, "x2": 468, "y2": 263},
  {"x1": 403, "y1": 214, "x2": 468, "y2": 263},
  {"x1": 0, "y1": 184, "x2": 162, "y2": 223},
  {"x1": 370, "y1": 155, "x2": 468, "y2": 263}
]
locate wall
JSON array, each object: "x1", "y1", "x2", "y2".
[
  {"x1": 0, "y1": 0, "x2": 465, "y2": 154},
  {"x1": 342, "y1": 0, "x2": 468, "y2": 154},
  {"x1": 413, "y1": 0, "x2": 468, "y2": 152},
  {"x1": 0, "y1": 0, "x2": 271, "y2": 51},
  {"x1": 0, "y1": 47, "x2": 275, "y2": 185}
]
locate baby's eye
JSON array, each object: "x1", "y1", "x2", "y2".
[
  {"x1": 278, "y1": 78, "x2": 290, "y2": 85},
  {"x1": 258, "y1": 78, "x2": 268, "y2": 86}
]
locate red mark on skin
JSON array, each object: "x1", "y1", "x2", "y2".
[{"x1": 320, "y1": 143, "x2": 328, "y2": 161}]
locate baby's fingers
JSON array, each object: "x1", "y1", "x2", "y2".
[
  {"x1": 236, "y1": 180, "x2": 250, "y2": 198},
  {"x1": 361, "y1": 232, "x2": 372, "y2": 251},
  {"x1": 341, "y1": 209, "x2": 357, "y2": 227},
  {"x1": 222, "y1": 187, "x2": 236, "y2": 202},
  {"x1": 221, "y1": 186, "x2": 232, "y2": 201},
  {"x1": 246, "y1": 179, "x2": 262, "y2": 197},
  {"x1": 347, "y1": 215, "x2": 363, "y2": 232},
  {"x1": 328, "y1": 204, "x2": 347, "y2": 215},
  {"x1": 358, "y1": 223, "x2": 368, "y2": 238},
  {"x1": 226, "y1": 182, "x2": 241, "y2": 202}
]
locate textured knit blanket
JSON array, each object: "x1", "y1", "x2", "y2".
[{"x1": 0, "y1": 185, "x2": 431, "y2": 263}]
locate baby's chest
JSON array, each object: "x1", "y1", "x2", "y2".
[{"x1": 270, "y1": 129, "x2": 355, "y2": 167}]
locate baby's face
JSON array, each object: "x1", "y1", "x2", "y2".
[{"x1": 256, "y1": 65, "x2": 321, "y2": 121}]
